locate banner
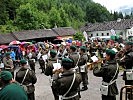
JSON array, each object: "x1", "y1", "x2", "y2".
[
  {"x1": 83, "y1": 31, "x2": 88, "y2": 41},
  {"x1": 110, "y1": 29, "x2": 116, "y2": 36}
]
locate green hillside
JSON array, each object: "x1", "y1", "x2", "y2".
[{"x1": 0, "y1": 0, "x2": 128, "y2": 33}]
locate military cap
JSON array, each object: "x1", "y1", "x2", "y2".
[
  {"x1": 80, "y1": 46, "x2": 87, "y2": 51},
  {"x1": 70, "y1": 45, "x2": 77, "y2": 50},
  {"x1": 5, "y1": 52, "x2": 11, "y2": 56},
  {"x1": 20, "y1": 59, "x2": 27, "y2": 64},
  {"x1": 106, "y1": 49, "x2": 116, "y2": 56},
  {"x1": 124, "y1": 41, "x2": 133, "y2": 45},
  {"x1": 0, "y1": 71, "x2": 13, "y2": 80},
  {"x1": 50, "y1": 50, "x2": 57, "y2": 55},
  {"x1": 62, "y1": 58, "x2": 73, "y2": 63}
]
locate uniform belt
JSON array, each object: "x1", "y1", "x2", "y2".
[
  {"x1": 102, "y1": 79, "x2": 116, "y2": 86},
  {"x1": 29, "y1": 59, "x2": 35, "y2": 62},
  {"x1": 61, "y1": 92, "x2": 78, "y2": 99},
  {"x1": 5, "y1": 68, "x2": 11, "y2": 69},
  {"x1": 29, "y1": 59, "x2": 35, "y2": 60},
  {"x1": 125, "y1": 69, "x2": 133, "y2": 71},
  {"x1": 26, "y1": 83, "x2": 32, "y2": 86}
]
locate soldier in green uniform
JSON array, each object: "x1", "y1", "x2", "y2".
[
  {"x1": 28, "y1": 50, "x2": 36, "y2": 72},
  {"x1": 78, "y1": 46, "x2": 88, "y2": 91},
  {"x1": 15, "y1": 59, "x2": 37, "y2": 100},
  {"x1": 69, "y1": 46, "x2": 80, "y2": 68},
  {"x1": 52, "y1": 58, "x2": 82, "y2": 100},
  {"x1": 117, "y1": 41, "x2": 133, "y2": 100},
  {"x1": 118, "y1": 41, "x2": 133, "y2": 85},
  {"x1": 93, "y1": 49, "x2": 119, "y2": 100},
  {"x1": 0, "y1": 71, "x2": 28, "y2": 100},
  {"x1": 45, "y1": 50, "x2": 59, "y2": 100},
  {"x1": 3, "y1": 52, "x2": 14, "y2": 78}
]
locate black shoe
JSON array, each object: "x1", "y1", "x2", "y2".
[{"x1": 80, "y1": 86, "x2": 88, "y2": 91}]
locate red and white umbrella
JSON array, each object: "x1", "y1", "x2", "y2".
[
  {"x1": 0, "y1": 45, "x2": 8, "y2": 49},
  {"x1": 9, "y1": 40, "x2": 21, "y2": 45}
]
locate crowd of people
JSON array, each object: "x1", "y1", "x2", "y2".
[{"x1": 0, "y1": 38, "x2": 132, "y2": 100}]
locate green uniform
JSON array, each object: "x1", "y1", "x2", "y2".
[
  {"x1": 45, "y1": 57, "x2": 59, "y2": 100},
  {"x1": 93, "y1": 60, "x2": 119, "y2": 100},
  {"x1": 15, "y1": 67, "x2": 37, "y2": 100},
  {"x1": 52, "y1": 69, "x2": 82, "y2": 100},
  {"x1": 69, "y1": 52, "x2": 80, "y2": 67},
  {"x1": 78, "y1": 53, "x2": 88, "y2": 90},
  {"x1": 28, "y1": 52, "x2": 36, "y2": 72},
  {"x1": 0, "y1": 83, "x2": 28, "y2": 100}
]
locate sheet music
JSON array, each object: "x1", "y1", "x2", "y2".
[
  {"x1": 91, "y1": 56, "x2": 98, "y2": 62},
  {"x1": 53, "y1": 63, "x2": 61, "y2": 71},
  {"x1": 42, "y1": 55, "x2": 48, "y2": 61}
]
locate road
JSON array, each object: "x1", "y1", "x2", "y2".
[{"x1": 29, "y1": 62, "x2": 124, "y2": 100}]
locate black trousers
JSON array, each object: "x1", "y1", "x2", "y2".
[
  {"x1": 29, "y1": 60, "x2": 35, "y2": 72},
  {"x1": 81, "y1": 72, "x2": 88, "y2": 87},
  {"x1": 28, "y1": 92, "x2": 35, "y2": 100},
  {"x1": 39, "y1": 61, "x2": 45, "y2": 73},
  {"x1": 51, "y1": 86, "x2": 59, "y2": 100},
  {"x1": 102, "y1": 95, "x2": 116, "y2": 100}
]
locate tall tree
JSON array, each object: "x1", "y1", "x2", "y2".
[
  {"x1": 86, "y1": 2, "x2": 110, "y2": 23},
  {"x1": 15, "y1": 3, "x2": 49, "y2": 30}
]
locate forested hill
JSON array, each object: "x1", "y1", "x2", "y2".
[{"x1": 0, "y1": 0, "x2": 130, "y2": 33}]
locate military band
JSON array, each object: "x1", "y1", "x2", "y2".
[{"x1": 0, "y1": 40, "x2": 132, "y2": 100}]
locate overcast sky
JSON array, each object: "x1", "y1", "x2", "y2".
[{"x1": 93, "y1": 0, "x2": 133, "y2": 12}]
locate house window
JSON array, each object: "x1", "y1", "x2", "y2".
[
  {"x1": 91, "y1": 34, "x2": 93, "y2": 37},
  {"x1": 102, "y1": 33, "x2": 104, "y2": 36},
  {"x1": 97, "y1": 33, "x2": 98, "y2": 36},
  {"x1": 107, "y1": 33, "x2": 109, "y2": 36},
  {"x1": 120, "y1": 32, "x2": 123, "y2": 35}
]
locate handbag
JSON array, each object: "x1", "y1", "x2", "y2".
[
  {"x1": 80, "y1": 64, "x2": 86, "y2": 72},
  {"x1": 126, "y1": 69, "x2": 133, "y2": 80},
  {"x1": 100, "y1": 65, "x2": 119, "y2": 95},
  {"x1": 20, "y1": 69, "x2": 29, "y2": 93}
]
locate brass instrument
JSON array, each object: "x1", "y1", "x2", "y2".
[{"x1": 87, "y1": 58, "x2": 104, "y2": 70}]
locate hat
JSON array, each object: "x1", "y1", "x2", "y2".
[
  {"x1": 50, "y1": 50, "x2": 57, "y2": 55},
  {"x1": 80, "y1": 46, "x2": 86, "y2": 51},
  {"x1": 124, "y1": 41, "x2": 133, "y2": 45},
  {"x1": 70, "y1": 45, "x2": 77, "y2": 50},
  {"x1": 0, "y1": 71, "x2": 13, "y2": 80},
  {"x1": 106, "y1": 49, "x2": 116, "y2": 56},
  {"x1": 62, "y1": 58, "x2": 73, "y2": 63},
  {"x1": 5, "y1": 52, "x2": 11, "y2": 56},
  {"x1": 20, "y1": 59, "x2": 27, "y2": 64},
  {"x1": 62, "y1": 58, "x2": 74, "y2": 69}
]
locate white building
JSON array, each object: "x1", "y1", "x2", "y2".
[{"x1": 81, "y1": 19, "x2": 133, "y2": 40}]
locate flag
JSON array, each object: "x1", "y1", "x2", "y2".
[
  {"x1": 110, "y1": 29, "x2": 116, "y2": 36},
  {"x1": 83, "y1": 31, "x2": 88, "y2": 41}
]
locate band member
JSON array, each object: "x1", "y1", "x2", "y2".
[
  {"x1": 0, "y1": 71, "x2": 28, "y2": 100},
  {"x1": 78, "y1": 46, "x2": 88, "y2": 91},
  {"x1": 52, "y1": 58, "x2": 82, "y2": 100},
  {"x1": 93, "y1": 49, "x2": 119, "y2": 100},
  {"x1": 45, "y1": 50, "x2": 59, "y2": 100},
  {"x1": 15, "y1": 59, "x2": 37, "y2": 100},
  {"x1": 117, "y1": 41, "x2": 133, "y2": 100},
  {"x1": 117, "y1": 41, "x2": 133, "y2": 85},
  {"x1": 28, "y1": 50, "x2": 36, "y2": 72},
  {"x1": 69, "y1": 45, "x2": 80, "y2": 68}
]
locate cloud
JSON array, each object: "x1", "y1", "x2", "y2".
[{"x1": 93, "y1": 0, "x2": 133, "y2": 12}]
